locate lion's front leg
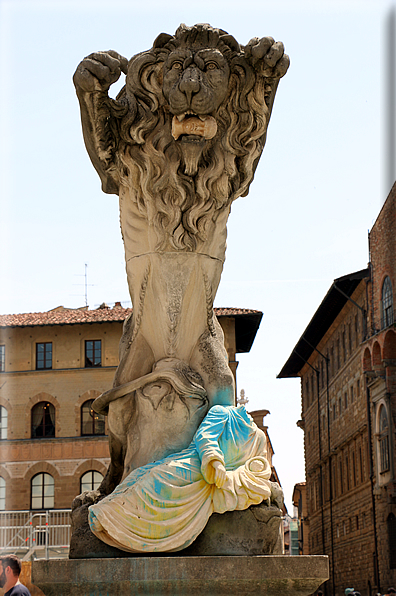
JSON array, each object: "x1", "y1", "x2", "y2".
[
  {"x1": 244, "y1": 37, "x2": 289, "y2": 116},
  {"x1": 73, "y1": 51, "x2": 128, "y2": 194}
]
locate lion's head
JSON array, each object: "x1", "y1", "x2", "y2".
[{"x1": 111, "y1": 24, "x2": 282, "y2": 251}]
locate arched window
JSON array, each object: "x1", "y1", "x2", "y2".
[
  {"x1": 81, "y1": 400, "x2": 105, "y2": 436},
  {"x1": 31, "y1": 402, "x2": 55, "y2": 438},
  {"x1": 382, "y1": 276, "x2": 394, "y2": 328},
  {"x1": 80, "y1": 470, "x2": 104, "y2": 493},
  {"x1": 379, "y1": 405, "x2": 390, "y2": 473},
  {"x1": 0, "y1": 406, "x2": 7, "y2": 440},
  {"x1": 31, "y1": 473, "x2": 54, "y2": 509},
  {"x1": 0, "y1": 477, "x2": 5, "y2": 510}
]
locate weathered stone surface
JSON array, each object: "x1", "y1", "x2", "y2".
[{"x1": 33, "y1": 555, "x2": 329, "y2": 596}]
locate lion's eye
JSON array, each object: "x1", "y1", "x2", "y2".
[
  {"x1": 206, "y1": 62, "x2": 218, "y2": 71},
  {"x1": 172, "y1": 62, "x2": 183, "y2": 71}
]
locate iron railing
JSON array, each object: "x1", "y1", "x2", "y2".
[{"x1": 0, "y1": 509, "x2": 71, "y2": 560}]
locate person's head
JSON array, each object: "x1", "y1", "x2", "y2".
[{"x1": 0, "y1": 554, "x2": 22, "y2": 589}]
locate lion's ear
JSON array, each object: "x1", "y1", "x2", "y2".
[
  {"x1": 153, "y1": 33, "x2": 174, "y2": 48},
  {"x1": 219, "y1": 34, "x2": 240, "y2": 53}
]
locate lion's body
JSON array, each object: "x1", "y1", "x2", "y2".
[{"x1": 73, "y1": 23, "x2": 288, "y2": 492}]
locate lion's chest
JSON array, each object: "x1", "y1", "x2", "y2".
[{"x1": 118, "y1": 185, "x2": 230, "y2": 263}]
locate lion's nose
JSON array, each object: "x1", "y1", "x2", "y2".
[{"x1": 179, "y1": 68, "x2": 200, "y2": 105}]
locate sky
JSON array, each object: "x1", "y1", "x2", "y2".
[{"x1": 0, "y1": 0, "x2": 394, "y2": 512}]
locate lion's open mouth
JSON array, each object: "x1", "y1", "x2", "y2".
[{"x1": 171, "y1": 112, "x2": 217, "y2": 141}]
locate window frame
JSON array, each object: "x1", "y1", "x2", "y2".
[
  {"x1": 0, "y1": 406, "x2": 8, "y2": 440},
  {"x1": 80, "y1": 470, "x2": 104, "y2": 493},
  {"x1": 31, "y1": 402, "x2": 55, "y2": 438},
  {"x1": 36, "y1": 342, "x2": 52, "y2": 370},
  {"x1": 382, "y1": 276, "x2": 394, "y2": 329},
  {"x1": 81, "y1": 399, "x2": 105, "y2": 436},
  {"x1": 85, "y1": 340, "x2": 102, "y2": 368},
  {"x1": 31, "y1": 472, "x2": 54, "y2": 510},
  {"x1": 0, "y1": 476, "x2": 5, "y2": 510},
  {"x1": 0, "y1": 345, "x2": 5, "y2": 372},
  {"x1": 378, "y1": 404, "x2": 390, "y2": 474}
]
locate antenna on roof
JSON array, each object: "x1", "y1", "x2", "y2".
[
  {"x1": 84, "y1": 263, "x2": 88, "y2": 307},
  {"x1": 72, "y1": 264, "x2": 94, "y2": 308}
]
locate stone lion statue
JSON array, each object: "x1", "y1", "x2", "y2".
[{"x1": 73, "y1": 23, "x2": 289, "y2": 495}]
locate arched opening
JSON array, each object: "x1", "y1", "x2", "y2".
[
  {"x1": 372, "y1": 342, "x2": 382, "y2": 369},
  {"x1": 383, "y1": 330, "x2": 396, "y2": 360},
  {"x1": 31, "y1": 473, "x2": 54, "y2": 509},
  {"x1": 363, "y1": 347, "x2": 372, "y2": 372},
  {"x1": 31, "y1": 402, "x2": 55, "y2": 438},
  {"x1": 80, "y1": 470, "x2": 104, "y2": 493}
]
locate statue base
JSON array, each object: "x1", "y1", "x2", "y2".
[
  {"x1": 70, "y1": 500, "x2": 284, "y2": 558},
  {"x1": 32, "y1": 555, "x2": 329, "y2": 595}
]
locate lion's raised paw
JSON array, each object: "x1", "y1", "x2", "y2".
[{"x1": 245, "y1": 37, "x2": 289, "y2": 78}]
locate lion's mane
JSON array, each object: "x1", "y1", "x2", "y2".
[{"x1": 112, "y1": 24, "x2": 273, "y2": 252}]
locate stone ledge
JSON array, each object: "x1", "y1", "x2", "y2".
[{"x1": 33, "y1": 555, "x2": 329, "y2": 596}]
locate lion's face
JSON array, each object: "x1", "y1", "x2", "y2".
[
  {"x1": 162, "y1": 48, "x2": 230, "y2": 146},
  {"x1": 159, "y1": 47, "x2": 230, "y2": 174}
]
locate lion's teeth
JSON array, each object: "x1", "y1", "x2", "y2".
[
  {"x1": 198, "y1": 115, "x2": 207, "y2": 121},
  {"x1": 177, "y1": 114, "x2": 185, "y2": 122}
]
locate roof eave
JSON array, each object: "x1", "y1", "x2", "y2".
[{"x1": 277, "y1": 268, "x2": 369, "y2": 379}]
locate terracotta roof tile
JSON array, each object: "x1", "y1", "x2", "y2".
[{"x1": 0, "y1": 306, "x2": 261, "y2": 328}]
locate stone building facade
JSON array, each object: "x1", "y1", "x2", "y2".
[
  {"x1": 278, "y1": 183, "x2": 396, "y2": 595},
  {"x1": 0, "y1": 305, "x2": 262, "y2": 513}
]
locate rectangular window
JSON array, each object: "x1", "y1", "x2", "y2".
[
  {"x1": 352, "y1": 451, "x2": 356, "y2": 486},
  {"x1": 359, "y1": 446, "x2": 364, "y2": 482},
  {"x1": 36, "y1": 343, "x2": 52, "y2": 370},
  {"x1": 380, "y1": 436, "x2": 390, "y2": 473},
  {"x1": 344, "y1": 392, "x2": 348, "y2": 410},
  {"x1": 346, "y1": 455, "x2": 350, "y2": 490},
  {"x1": 0, "y1": 346, "x2": 4, "y2": 372},
  {"x1": 350, "y1": 385, "x2": 354, "y2": 404},
  {"x1": 348, "y1": 322, "x2": 352, "y2": 354},
  {"x1": 85, "y1": 340, "x2": 102, "y2": 367},
  {"x1": 339, "y1": 459, "x2": 343, "y2": 494}
]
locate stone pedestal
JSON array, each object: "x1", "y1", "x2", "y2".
[{"x1": 32, "y1": 555, "x2": 328, "y2": 596}]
